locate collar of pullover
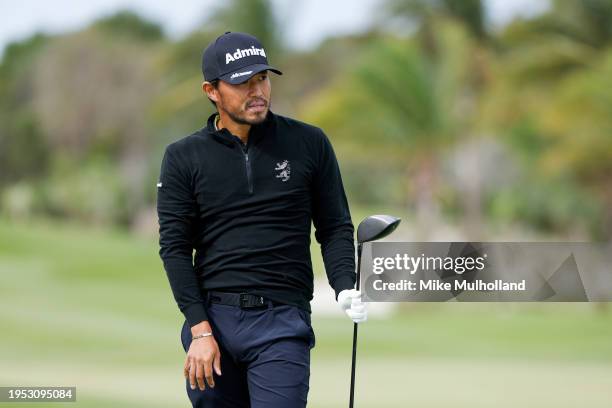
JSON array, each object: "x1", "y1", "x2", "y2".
[{"x1": 206, "y1": 110, "x2": 275, "y2": 149}]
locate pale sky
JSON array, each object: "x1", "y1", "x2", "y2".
[{"x1": 0, "y1": 0, "x2": 549, "y2": 58}]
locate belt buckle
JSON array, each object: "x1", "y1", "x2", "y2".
[{"x1": 239, "y1": 293, "x2": 265, "y2": 308}]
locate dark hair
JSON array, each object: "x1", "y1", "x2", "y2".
[{"x1": 207, "y1": 79, "x2": 219, "y2": 108}]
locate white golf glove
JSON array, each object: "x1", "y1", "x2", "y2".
[{"x1": 337, "y1": 289, "x2": 367, "y2": 323}]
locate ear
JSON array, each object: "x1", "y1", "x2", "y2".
[{"x1": 202, "y1": 81, "x2": 219, "y2": 103}]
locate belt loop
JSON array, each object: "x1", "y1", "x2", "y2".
[{"x1": 267, "y1": 299, "x2": 274, "y2": 309}]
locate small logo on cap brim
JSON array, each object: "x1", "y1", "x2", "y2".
[{"x1": 230, "y1": 70, "x2": 253, "y2": 79}]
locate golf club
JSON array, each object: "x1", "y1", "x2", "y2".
[{"x1": 349, "y1": 214, "x2": 401, "y2": 408}]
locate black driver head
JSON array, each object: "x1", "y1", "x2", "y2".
[{"x1": 356, "y1": 214, "x2": 401, "y2": 244}]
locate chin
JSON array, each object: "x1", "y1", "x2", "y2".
[{"x1": 246, "y1": 109, "x2": 268, "y2": 124}]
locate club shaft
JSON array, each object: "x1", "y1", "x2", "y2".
[
  {"x1": 349, "y1": 244, "x2": 362, "y2": 408},
  {"x1": 349, "y1": 322, "x2": 358, "y2": 407}
]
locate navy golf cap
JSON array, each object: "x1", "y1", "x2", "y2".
[{"x1": 202, "y1": 31, "x2": 282, "y2": 84}]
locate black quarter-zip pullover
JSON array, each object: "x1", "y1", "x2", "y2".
[{"x1": 157, "y1": 110, "x2": 356, "y2": 327}]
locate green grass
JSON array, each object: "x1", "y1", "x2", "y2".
[
  {"x1": 314, "y1": 303, "x2": 612, "y2": 362},
  {"x1": 1, "y1": 216, "x2": 611, "y2": 407}
]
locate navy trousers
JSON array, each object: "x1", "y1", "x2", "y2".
[{"x1": 180, "y1": 299, "x2": 316, "y2": 407}]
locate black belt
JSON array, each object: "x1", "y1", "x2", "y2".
[{"x1": 206, "y1": 291, "x2": 278, "y2": 309}]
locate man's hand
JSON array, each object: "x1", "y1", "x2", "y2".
[
  {"x1": 337, "y1": 289, "x2": 367, "y2": 323},
  {"x1": 185, "y1": 321, "x2": 222, "y2": 391}
]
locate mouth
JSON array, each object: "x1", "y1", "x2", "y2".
[{"x1": 246, "y1": 99, "x2": 267, "y2": 113}]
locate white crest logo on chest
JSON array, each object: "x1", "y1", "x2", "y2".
[{"x1": 274, "y1": 160, "x2": 291, "y2": 182}]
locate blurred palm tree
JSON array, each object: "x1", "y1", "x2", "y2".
[
  {"x1": 538, "y1": 51, "x2": 612, "y2": 237},
  {"x1": 386, "y1": 0, "x2": 488, "y2": 55},
  {"x1": 374, "y1": 0, "x2": 493, "y2": 235},
  {"x1": 541, "y1": 0, "x2": 612, "y2": 49},
  {"x1": 385, "y1": 0, "x2": 492, "y2": 236},
  {"x1": 497, "y1": 0, "x2": 612, "y2": 85},
  {"x1": 483, "y1": 0, "x2": 612, "y2": 237},
  {"x1": 302, "y1": 21, "x2": 486, "y2": 237}
]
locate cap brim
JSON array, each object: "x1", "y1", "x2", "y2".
[{"x1": 219, "y1": 63, "x2": 282, "y2": 84}]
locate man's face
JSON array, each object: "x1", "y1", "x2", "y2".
[{"x1": 208, "y1": 71, "x2": 271, "y2": 125}]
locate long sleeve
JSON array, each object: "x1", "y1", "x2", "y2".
[
  {"x1": 311, "y1": 129, "x2": 356, "y2": 300},
  {"x1": 157, "y1": 144, "x2": 208, "y2": 327}
]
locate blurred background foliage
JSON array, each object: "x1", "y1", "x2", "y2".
[{"x1": 1, "y1": 0, "x2": 611, "y2": 239}]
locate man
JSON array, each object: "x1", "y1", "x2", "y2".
[{"x1": 157, "y1": 31, "x2": 367, "y2": 408}]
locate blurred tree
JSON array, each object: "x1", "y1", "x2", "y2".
[
  {"x1": 538, "y1": 51, "x2": 612, "y2": 237},
  {"x1": 381, "y1": 0, "x2": 492, "y2": 236},
  {"x1": 543, "y1": 0, "x2": 612, "y2": 49},
  {"x1": 0, "y1": 33, "x2": 48, "y2": 82},
  {"x1": 302, "y1": 21, "x2": 485, "y2": 237},
  {"x1": 497, "y1": 0, "x2": 612, "y2": 85},
  {"x1": 386, "y1": 0, "x2": 488, "y2": 47},
  {"x1": 93, "y1": 10, "x2": 164, "y2": 42},
  {"x1": 20, "y1": 16, "x2": 165, "y2": 226},
  {"x1": 31, "y1": 29, "x2": 159, "y2": 155},
  {"x1": 150, "y1": 29, "x2": 216, "y2": 132},
  {"x1": 207, "y1": 0, "x2": 282, "y2": 59},
  {"x1": 482, "y1": 1, "x2": 612, "y2": 238},
  {"x1": 0, "y1": 33, "x2": 50, "y2": 188},
  {"x1": 0, "y1": 112, "x2": 49, "y2": 186},
  {"x1": 277, "y1": 31, "x2": 384, "y2": 115}
]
